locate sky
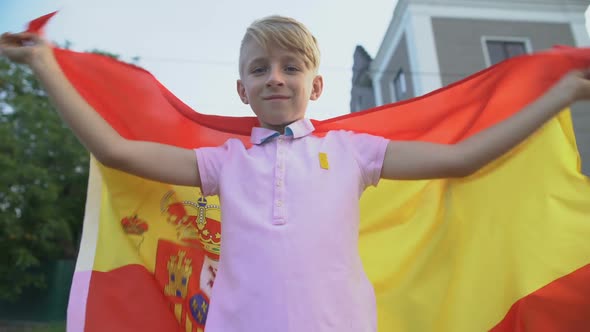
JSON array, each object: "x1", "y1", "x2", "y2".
[
  {"x1": 0, "y1": 0, "x2": 397, "y2": 120},
  {"x1": 2, "y1": 1, "x2": 589, "y2": 120}
]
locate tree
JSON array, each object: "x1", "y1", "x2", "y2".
[{"x1": 0, "y1": 56, "x2": 89, "y2": 301}]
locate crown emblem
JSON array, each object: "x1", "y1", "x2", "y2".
[
  {"x1": 161, "y1": 191, "x2": 222, "y2": 258},
  {"x1": 120, "y1": 215, "x2": 149, "y2": 250},
  {"x1": 164, "y1": 251, "x2": 193, "y2": 299},
  {"x1": 120, "y1": 215, "x2": 148, "y2": 235}
]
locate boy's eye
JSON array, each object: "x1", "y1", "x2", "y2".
[
  {"x1": 251, "y1": 67, "x2": 267, "y2": 74},
  {"x1": 285, "y1": 66, "x2": 300, "y2": 72}
]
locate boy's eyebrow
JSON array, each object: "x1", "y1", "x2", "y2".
[
  {"x1": 246, "y1": 55, "x2": 305, "y2": 67},
  {"x1": 281, "y1": 55, "x2": 305, "y2": 65},
  {"x1": 246, "y1": 57, "x2": 267, "y2": 67}
]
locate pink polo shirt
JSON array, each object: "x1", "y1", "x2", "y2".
[{"x1": 195, "y1": 118, "x2": 389, "y2": 332}]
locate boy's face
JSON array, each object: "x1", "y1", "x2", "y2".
[{"x1": 237, "y1": 40, "x2": 323, "y2": 132}]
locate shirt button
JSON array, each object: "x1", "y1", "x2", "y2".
[
  {"x1": 276, "y1": 180, "x2": 282, "y2": 186},
  {"x1": 273, "y1": 218, "x2": 286, "y2": 225},
  {"x1": 277, "y1": 200, "x2": 283, "y2": 207}
]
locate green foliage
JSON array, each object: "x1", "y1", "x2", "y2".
[
  {"x1": 87, "y1": 49, "x2": 120, "y2": 60},
  {"x1": 87, "y1": 49, "x2": 140, "y2": 65},
  {"x1": 0, "y1": 58, "x2": 89, "y2": 301},
  {"x1": 31, "y1": 322, "x2": 66, "y2": 332}
]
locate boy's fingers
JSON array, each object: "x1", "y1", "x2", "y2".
[
  {"x1": 0, "y1": 32, "x2": 12, "y2": 44},
  {"x1": 2, "y1": 32, "x2": 39, "y2": 42},
  {"x1": 567, "y1": 69, "x2": 590, "y2": 80},
  {"x1": 0, "y1": 33, "x2": 20, "y2": 44},
  {"x1": 2, "y1": 32, "x2": 44, "y2": 48},
  {"x1": 12, "y1": 31, "x2": 37, "y2": 38}
]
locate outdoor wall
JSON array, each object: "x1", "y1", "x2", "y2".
[
  {"x1": 351, "y1": 46, "x2": 377, "y2": 113},
  {"x1": 572, "y1": 102, "x2": 590, "y2": 175},
  {"x1": 376, "y1": 34, "x2": 416, "y2": 104},
  {"x1": 351, "y1": 85, "x2": 377, "y2": 113},
  {"x1": 431, "y1": 18, "x2": 575, "y2": 86}
]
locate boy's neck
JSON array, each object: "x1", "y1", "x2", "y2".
[{"x1": 260, "y1": 119, "x2": 300, "y2": 134}]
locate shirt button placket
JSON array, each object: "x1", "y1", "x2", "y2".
[{"x1": 273, "y1": 136, "x2": 287, "y2": 225}]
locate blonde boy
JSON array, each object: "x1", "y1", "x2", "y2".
[{"x1": 1, "y1": 15, "x2": 589, "y2": 332}]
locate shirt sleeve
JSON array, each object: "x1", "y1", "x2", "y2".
[
  {"x1": 345, "y1": 131, "x2": 389, "y2": 188},
  {"x1": 195, "y1": 141, "x2": 232, "y2": 196}
]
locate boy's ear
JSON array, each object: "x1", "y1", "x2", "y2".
[
  {"x1": 310, "y1": 75, "x2": 324, "y2": 101},
  {"x1": 236, "y1": 79, "x2": 249, "y2": 104}
]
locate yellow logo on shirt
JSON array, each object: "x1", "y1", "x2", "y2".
[{"x1": 319, "y1": 152, "x2": 329, "y2": 170}]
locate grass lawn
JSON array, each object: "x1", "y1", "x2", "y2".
[
  {"x1": 32, "y1": 322, "x2": 66, "y2": 332},
  {"x1": 0, "y1": 322, "x2": 66, "y2": 332}
]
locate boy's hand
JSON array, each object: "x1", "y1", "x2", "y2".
[
  {"x1": 555, "y1": 69, "x2": 590, "y2": 105},
  {"x1": 0, "y1": 32, "x2": 52, "y2": 66}
]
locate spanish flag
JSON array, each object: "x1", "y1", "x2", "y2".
[{"x1": 29, "y1": 13, "x2": 590, "y2": 332}]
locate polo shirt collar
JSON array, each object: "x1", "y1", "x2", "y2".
[{"x1": 250, "y1": 118, "x2": 315, "y2": 145}]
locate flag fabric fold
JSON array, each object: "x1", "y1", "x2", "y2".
[{"x1": 26, "y1": 13, "x2": 590, "y2": 332}]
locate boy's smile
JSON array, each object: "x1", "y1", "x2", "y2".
[
  {"x1": 263, "y1": 95, "x2": 290, "y2": 100},
  {"x1": 237, "y1": 40, "x2": 323, "y2": 133}
]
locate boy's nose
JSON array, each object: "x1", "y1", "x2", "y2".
[{"x1": 266, "y1": 68, "x2": 285, "y2": 87}]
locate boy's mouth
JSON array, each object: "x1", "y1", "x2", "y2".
[{"x1": 263, "y1": 95, "x2": 290, "y2": 100}]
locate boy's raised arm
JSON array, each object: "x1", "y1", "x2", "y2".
[
  {"x1": 0, "y1": 32, "x2": 201, "y2": 187},
  {"x1": 381, "y1": 69, "x2": 590, "y2": 180}
]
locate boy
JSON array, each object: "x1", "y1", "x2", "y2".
[{"x1": 1, "y1": 15, "x2": 589, "y2": 332}]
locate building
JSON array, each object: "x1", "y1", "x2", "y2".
[
  {"x1": 351, "y1": 46, "x2": 378, "y2": 112},
  {"x1": 351, "y1": 0, "x2": 590, "y2": 174}
]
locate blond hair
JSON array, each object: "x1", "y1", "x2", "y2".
[{"x1": 239, "y1": 15, "x2": 321, "y2": 74}]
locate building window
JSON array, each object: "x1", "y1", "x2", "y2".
[
  {"x1": 483, "y1": 39, "x2": 529, "y2": 66},
  {"x1": 392, "y1": 69, "x2": 406, "y2": 102}
]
